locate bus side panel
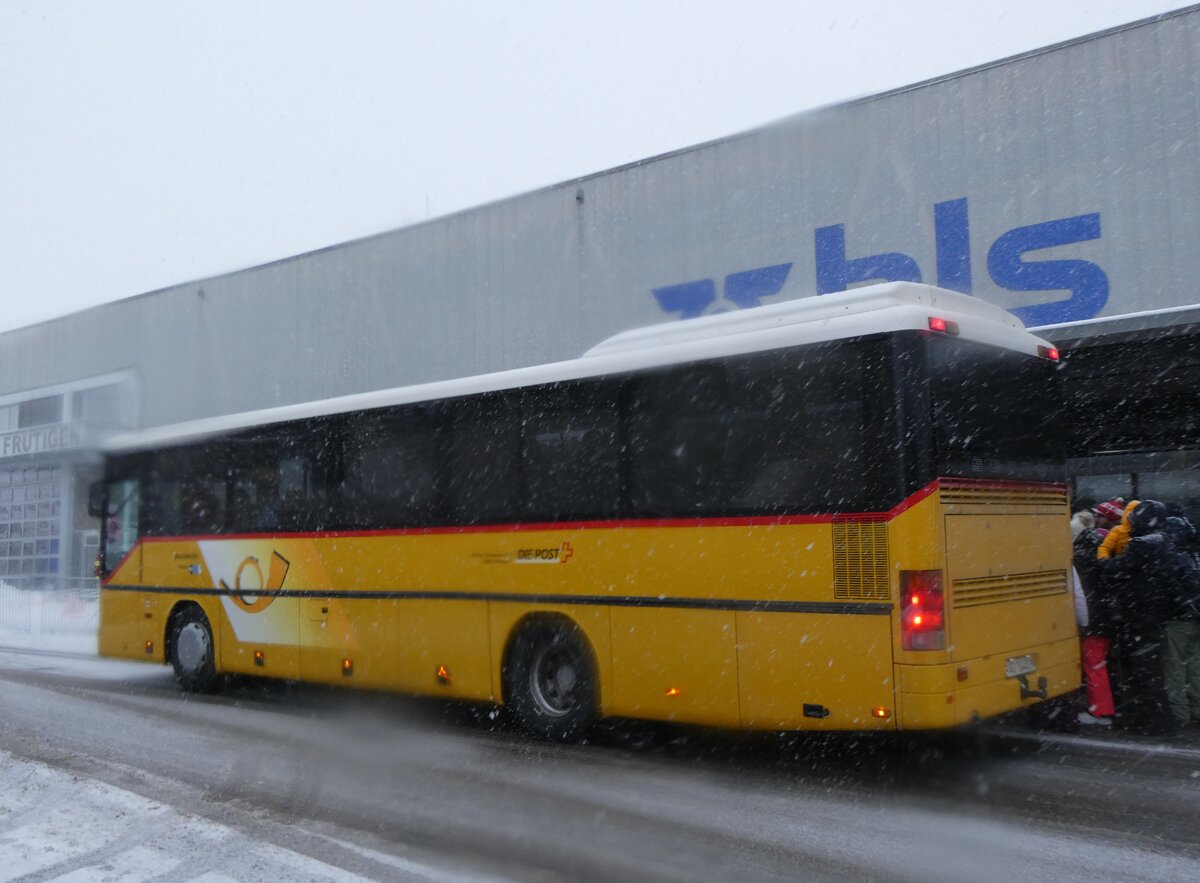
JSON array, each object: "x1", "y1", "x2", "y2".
[
  {"x1": 736, "y1": 611, "x2": 894, "y2": 730},
  {"x1": 355, "y1": 598, "x2": 492, "y2": 699},
  {"x1": 194, "y1": 537, "x2": 317, "y2": 680},
  {"x1": 608, "y1": 607, "x2": 740, "y2": 727},
  {"x1": 98, "y1": 586, "x2": 155, "y2": 660},
  {"x1": 99, "y1": 546, "x2": 157, "y2": 662},
  {"x1": 488, "y1": 602, "x2": 613, "y2": 711}
]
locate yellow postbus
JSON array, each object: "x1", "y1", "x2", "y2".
[{"x1": 92, "y1": 282, "x2": 1079, "y2": 738}]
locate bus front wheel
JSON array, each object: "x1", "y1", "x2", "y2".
[
  {"x1": 169, "y1": 606, "x2": 219, "y2": 693},
  {"x1": 504, "y1": 619, "x2": 598, "y2": 741}
]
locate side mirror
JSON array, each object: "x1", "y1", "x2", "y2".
[{"x1": 87, "y1": 480, "x2": 105, "y2": 518}]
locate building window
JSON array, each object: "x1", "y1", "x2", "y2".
[
  {"x1": 0, "y1": 466, "x2": 64, "y2": 581},
  {"x1": 18, "y1": 395, "x2": 63, "y2": 428},
  {"x1": 71, "y1": 384, "x2": 135, "y2": 427}
]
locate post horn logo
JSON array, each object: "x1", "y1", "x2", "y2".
[{"x1": 220, "y1": 551, "x2": 290, "y2": 613}]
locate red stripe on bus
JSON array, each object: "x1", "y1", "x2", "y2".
[{"x1": 102, "y1": 476, "x2": 1056, "y2": 572}]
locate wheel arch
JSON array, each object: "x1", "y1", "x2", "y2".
[
  {"x1": 164, "y1": 599, "x2": 218, "y2": 670},
  {"x1": 499, "y1": 611, "x2": 600, "y2": 708}
]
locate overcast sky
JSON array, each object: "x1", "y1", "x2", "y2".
[{"x1": 0, "y1": 0, "x2": 1185, "y2": 333}]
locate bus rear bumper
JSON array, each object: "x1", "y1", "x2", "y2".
[{"x1": 896, "y1": 636, "x2": 1081, "y2": 729}]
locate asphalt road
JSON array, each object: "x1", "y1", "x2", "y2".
[{"x1": 1, "y1": 646, "x2": 1199, "y2": 882}]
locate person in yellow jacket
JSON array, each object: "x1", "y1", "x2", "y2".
[{"x1": 1098, "y1": 500, "x2": 1139, "y2": 559}]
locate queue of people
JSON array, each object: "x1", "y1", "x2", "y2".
[{"x1": 1071, "y1": 498, "x2": 1200, "y2": 735}]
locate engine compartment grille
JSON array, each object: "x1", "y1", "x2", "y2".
[
  {"x1": 951, "y1": 570, "x2": 1068, "y2": 609},
  {"x1": 833, "y1": 519, "x2": 890, "y2": 601},
  {"x1": 939, "y1": 481, "x2": 1068, "y2": 509}
]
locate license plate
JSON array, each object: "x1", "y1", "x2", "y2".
[{"x1": 1004, "y1": 654, "x2": 1037, "y2": 678}]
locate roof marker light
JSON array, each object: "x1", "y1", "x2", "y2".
[{"x1": 928, "y1": 316, "x2": 959, "y2": 335}]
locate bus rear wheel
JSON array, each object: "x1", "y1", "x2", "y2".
[
  {"x1": 505, "y1": 620, "x2": 597, "y2": 741},
  {"x1": 169, "y1": 606, "x2": 219, "y2": 693}
]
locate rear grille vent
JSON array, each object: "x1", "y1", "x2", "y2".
[
  {"x1": 939, "y1": 482, "x2": 1068, "y2": 508},
  {"x1": 951, "y1": 570, "x2": 1068, "y2": 609},
  {"x1": 833, "y1": 519, "x2": 890, "y2": 601}
]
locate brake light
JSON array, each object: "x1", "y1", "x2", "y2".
[
  {"x1": 928, "y1": 316, "x2": 959, "y2": 335},
  {"x1": 901, "y1": 570, "x2": 946, "y2": 651}
]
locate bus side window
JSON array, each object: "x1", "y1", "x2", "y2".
[
  {"x1": 226, "y1": 419, "x2": 338, "y2": 533},
  {"x1": 140, "y1": 474, "x2": 180, "y2": 536},
  {"x1": 231, "y1": 467, "x2": 280, "y2": 532},
  {"x1": 519, "y1": 382, "x2": 620, "y2": 521},
  {"x1": 341, "y1": 407, "x2": 441, "y2": 528},
  {"x1": 180, "y1": 479, "x2": 227, "y2": 534},
  {"x1": 446, "y1": 394, "x2": 520, "y2": 525},
  {"x1": 628, "y1": 366, "x2": 733, "y2": 515},
  {"x1": 628, "y1": 343, "x2": 895, "y2": 516}
]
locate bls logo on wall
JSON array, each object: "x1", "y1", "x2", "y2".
[{"x1": 652, "y1": 197, "x2": 1108, "y2": 327}]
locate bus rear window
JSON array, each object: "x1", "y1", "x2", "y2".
[{"x1": 925, "y1": 337, "x2": 1064, "y2": 482}]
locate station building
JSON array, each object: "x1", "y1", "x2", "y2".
[{"x1": 3, "y1": 6, "x2": 1200, "y2": 585}]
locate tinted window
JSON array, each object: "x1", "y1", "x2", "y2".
[
  {"x1": 227, "y1": 418, "x2": 338, "y2": 532},
  {"x1": 520, "y1": 382, "x2": 620, "y2": 521},
  {"x1": 628, "y1": 340, "x2": 899, "y2": 515},
  {"x1": 447, "y1": 394, "x2": 521, "y2": 524},
  {"x1": 925, "y1": 337, "x2": 1064, "y2": 482},
  {"x1": 141, "y1": 444, "x2": 228, "y2": 536},
  {"x1": 342, "y1": 407, "x2": 441, "y2": 528}
]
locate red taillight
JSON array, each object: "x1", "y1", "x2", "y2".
[
  {"x1": 1038, "y1": 345, "x2": 1060, "y2": 362},
  {"x1": 901, "y1": 570, "x2": 946, "y2": 651},
  {"x1": 928, "y1": 316, "x2": 959, "y2": 335}
]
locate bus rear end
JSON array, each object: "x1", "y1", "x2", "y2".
[
  {"x1": 890, "y1": 479, "x2": 1079, "y2": 728},
  {"x1": 891, "y1": 329, "x2": 1079, "y2": 728}
]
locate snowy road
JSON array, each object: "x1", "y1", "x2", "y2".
[{"x1": 1, "y1": 644, "x2": 1199, "y2": 882}]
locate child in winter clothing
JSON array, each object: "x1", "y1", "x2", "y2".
[{"x1": 1098, "y1": 500, "x2": 1139, "y2": 559}]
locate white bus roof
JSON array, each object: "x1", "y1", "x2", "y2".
[{"x1": 107, "y1": 282, "x2": 1048, "y2": 453}]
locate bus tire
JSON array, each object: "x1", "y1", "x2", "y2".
[
  {"x1": 169, "y1": 605, "x2": 219, "y2": 693},
  {"x1": 504, "y1": 619, "x2": 598, "y2": 741}
]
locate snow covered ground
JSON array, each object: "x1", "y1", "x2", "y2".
[
  {"x1": 1, "y1": 750, "x2": 362, "y2": 882},
  {"x1": 0, "y1": 589, "x2": 506, "y2": 882},
  {"x1": 0, "y1": 589, "x2": 347, "y2": 880}
]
